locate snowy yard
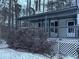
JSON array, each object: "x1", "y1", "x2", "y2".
[
  {"x1": 0, "y1": 48, "x2": 76, "y2": 59},
  {"x1": 0, "y1": 39, "x2": 77, "y2": 59},
  {"x1": 0, "y1": 49, "x2": 50, "y2": 59},
  {"x1": 0, "y1": 39, "x2": 50, "y2": 59}
]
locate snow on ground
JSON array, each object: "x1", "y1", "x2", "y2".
[
  {"x1": 52, "y1": 54, "x2": 77, "y2": 59},
  {"x1": 64, "y1": 56, "x2": 76, "y2": 59},
  {"x1": 0, "y1": 39, "x2": 49, "y2": 59},
  {"x1": 0, "y1": 40, "x2": 9, "y2": 48},
  {"x1": 0, "y1": 39, "x2": 77, "y2": 59},
  {"x1": 0, "y1": 48, "x2": 77, "y2": 59},
  {"x1": 0, "y1": 48, "x2": 50, "y2": 59}
]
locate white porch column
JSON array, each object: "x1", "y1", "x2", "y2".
[
  {"x1": 45, "y1": 16, "x2": 48, "y2": 32},
  {"x1": 77, "y1": 14, "x2": 79, "y2": 25},
  {"x1": 76, "y1": 14, "x2": 79, "y2": 38},
  {"x1": 77, "y1": 0, "x2": 79, "y2": 8}
]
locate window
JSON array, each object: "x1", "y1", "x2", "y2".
[
  {"x1": 68, "y1": 28, "x2": 74, "y2": 33},
  {"x1": 38, "y1": 23, "x2": 41, "y2": 27},
  {"x1": 68, "y1": 22, "x2": 74, "y2": 26},
  {"x1": 55, "y1": 21, "x2": 58, "y2": 26},
  {"x1": 51, "y1": 22, "x2": 54, "y2": 26},
  {"x1": 51, "y1": 21, "x2": 58, "y2": 26},
  {"x1": 68, "y1": 21, "x2": 74, "y2": 33},
  {"x1": 50, "y1": 21, "x2": 58, "y2": 33},
  {"x1": 50, "y1": 28, "x2": 54, "y2": 32},
  {"x1": 50, "y1": 28, "x2": 58, "y2": 33},
  {"x1": 55, "y1": 28, "x2": 58, "y2": 33}
]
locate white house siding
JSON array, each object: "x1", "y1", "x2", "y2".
[
  {"x1": 58, "y1": 19, "x2": 67, "y2": 38},
  {"x1": 58, "y1": 18, "x2": 76, "y2": 38},
  {"x1": 77, "y1": 0, "x2": 79, "y2": 8},
  {"x1": 77, "y1": 14, "x2": 79, "y2": 25}
]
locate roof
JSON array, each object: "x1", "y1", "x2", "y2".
[{"x1": 17, "y1": 6, "x2": 78, "y2": 21}]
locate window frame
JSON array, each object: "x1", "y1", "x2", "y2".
[
  {"x1": 50, "y1": 20, "x2": 58, "y2": 33},
  {"x1": 67, "y1": 21, "x2": 75, "y2": 33}
]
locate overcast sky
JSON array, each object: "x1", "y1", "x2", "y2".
[{"x1": 18, "y1": 0, "x2": 26, "y2": 6}]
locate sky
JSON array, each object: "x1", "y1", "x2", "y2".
[{"x1": 18, "y1": 0, "x2": 26, "y2": 6}]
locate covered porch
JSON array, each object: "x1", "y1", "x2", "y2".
[{"x1": 16, "y1": 6, "x2": 79, "y2": 38}]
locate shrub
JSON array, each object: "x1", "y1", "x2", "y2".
[{"x1": 7, "y1": 28, "x2": 52, "y2": 55}]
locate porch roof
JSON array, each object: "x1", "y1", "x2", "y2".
[{"x1": 17, "y1": 6, "x2": 78, "y2": 21}]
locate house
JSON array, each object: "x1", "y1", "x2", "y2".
[
  {"x1": 17, "y1": 0, "x2": 79, "y2": 38},
  {"x1": 16, "y1": 0, "x2": 79, "y2": 57}
]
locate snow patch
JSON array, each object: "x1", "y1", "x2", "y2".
[
  {"x1": 51, "y1": 54, "x2": 77, "y2": 59},
  {"x1": 64, "y1": 56, "x2": 76, "y2": 59},
  {"x1": 0, "y1": 49, "x2": 49, "y2": 59},
  {"x1": 0, "y1": 39, "x2": 78, "y2": 59},
  {"x1": 0, "y1": 40, "x2": 9, "y2": 48}
]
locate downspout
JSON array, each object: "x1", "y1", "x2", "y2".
[{"x1": 77, "y1": 14, "x2": 79, "y2": 25}]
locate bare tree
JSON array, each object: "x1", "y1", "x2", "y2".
[{"x1": 14, "y1": 0, "x2": 21, "y2": 28}]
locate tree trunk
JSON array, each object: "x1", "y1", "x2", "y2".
[
  {"x1": 8, "y1": 0, "x2": 12, "y2": 39},
  {"x1": 8, "y1": 0, "x2": 11, "y2": 28}
]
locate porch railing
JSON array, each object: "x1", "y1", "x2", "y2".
[
  {"x1": 47, "y1": 26, "x2": 79, "y2": 38},
  {"x1": 18, "y1": 25, "x2": 79, "y2": 38}
]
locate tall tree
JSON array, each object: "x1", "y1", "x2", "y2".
[
  {"x1": 8, "y1": 0, "x2": 11, "y2": 28},
  {"x1": 1, "y1": 7, "x2": 8, "y2": 25},
  {"x1": 14, "y1": 0, "x2": 21, "y2": 28}
]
